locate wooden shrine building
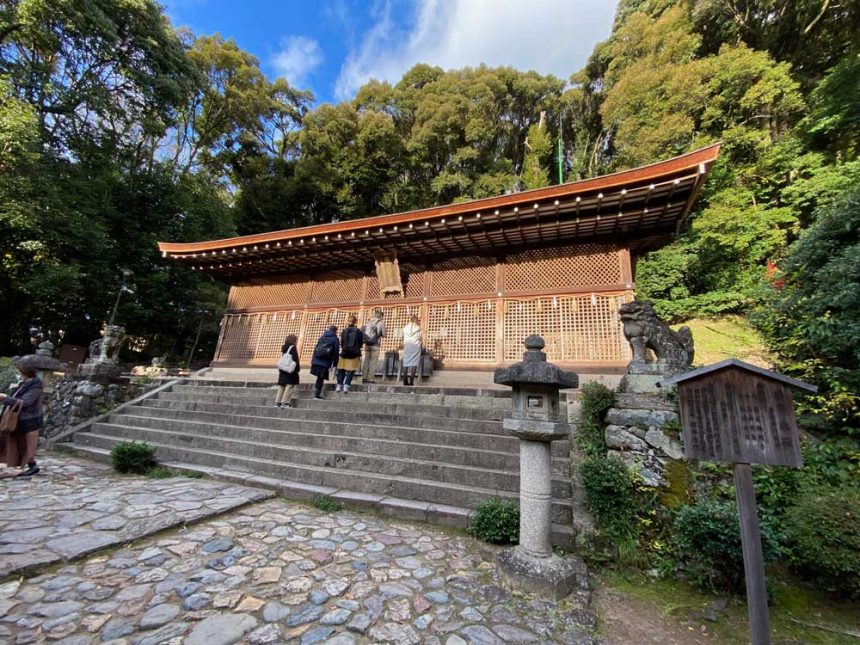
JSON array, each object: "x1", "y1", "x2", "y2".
[{"x1": 159, "y1": 145, "x2": 720, "y2": 371}]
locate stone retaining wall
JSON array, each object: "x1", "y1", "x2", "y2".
[
  {"x1": 603, "y1": 387, "x2": 682, "y2": 487},
  {"x1": 42, "y1": 375, "x2": 159, "y2": 440}
]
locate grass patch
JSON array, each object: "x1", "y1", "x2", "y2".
[
  {"x1": 311, "y1": 495, "x2": 343, "y2": 513},
  {"x1": 143, "y1": 466, "x2": 205, "y2": 479},
  {"x1": 145, "y1": 467, "x2": 174, "y2": 479},
  {"x1": 674, "y1": 316, "x2": 770, "y2": 367},
  {"x1": 601, "y1": 571, "x2": 860, "y2": 644}
]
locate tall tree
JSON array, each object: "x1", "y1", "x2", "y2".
[
  {"x1": 522, "y1": 112, "x2": 552, "y2": 189},
  {"x1": 754, "y1": 185, "x2": 860, "y2": 435}
]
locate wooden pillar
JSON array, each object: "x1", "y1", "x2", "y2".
[
  {"x1": 252, "y1": 313, "x2": 265, "y2": 359},
  {"x1": 495, "y1": 260, "x2": 506, "y2": 365},
  {"x1": 213, "y1": 315, "x2": 228, "y2": 362},
  {"x1": 296, "y1": 308, "x2": 309, "y2": 358},
  {"x1": 619, "y1": 248, "x2": 634, "y2": 288},
  {"x1": 734, "y1": 463, "x2": 772, "y2": 645}
]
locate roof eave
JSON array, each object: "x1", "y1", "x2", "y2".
[{"x1": 158, "y1": 143, "x2": 721, "y2": 255}]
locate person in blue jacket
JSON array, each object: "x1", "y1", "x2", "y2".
[
  {"x1": 0, "y1": 355, "x2": 43, "y2": 477},
  {"x1": 310, "y1": 326, "x2": 339, "y2": 400}
]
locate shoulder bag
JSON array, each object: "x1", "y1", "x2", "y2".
[
  {"x1": 277, "y1": 346, "x2": 297, "y2": 373},
  {"x1": 0, "y1": 400, "x2": 23, "y2": 435}
]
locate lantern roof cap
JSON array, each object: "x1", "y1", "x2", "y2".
[
  {"x1": 12, "y1": 353, "x2": 65, "y2": 372},
  {"x1": 494, "y1": 335, "x2": 579, "y2": 389},
  {"x1": 659, "y1": 358, "x2": 818, "y2": 393}
]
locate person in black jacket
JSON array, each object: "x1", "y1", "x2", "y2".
[
  {"x1": 310, "y1": 326, "x2": 339, "y2": 400},
  {"x1": 275, "y1": 335, "x2": 300, "y2": 408},
  {"x1": 0, "y1": 355, "x2": 43, "y2": 477},
  {"x1": 336, "y1": 315, "x2": 364, "y2": 393}
]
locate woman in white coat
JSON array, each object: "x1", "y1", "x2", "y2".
[{"x1": 400, "y1": 314, "x2": 422, "y2": 386}]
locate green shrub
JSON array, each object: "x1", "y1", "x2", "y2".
[
  {"x1": 180, "y1": 469, "x2": 204, "y2": 479},
  {"x1": 110, "y1": 441, "x2": 157, "y2": 474},
  {"x1": 470, "y1": 498, "x2": 519, "y2": 544},
  {"x1": 145, "y1": 467, "x2": 174, "y2": 479},
  {"x1": 582, "y1": 457, "x2": 639, "y2": 543},
  {"x1": 783, "y1": 486, "x2": 860, "y2": 598},
  {"x1": 672, "y1": 499, "x2": 780, "y2": 593},
  {"x1": 0, "y1": 357, "x2": 19, "y2": 392},
  {"x1": 578, "y1": 380, "x2": 615, "y2": 456},
  {"x1": 311, "y1": 495, "x2": 343, "y2": 513}
]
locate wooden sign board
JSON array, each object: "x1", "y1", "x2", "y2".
[
  {"x1": 661, "y1": 360, "x2": 817, "y2": 645},
  {"x1": 661, "y1": 359, "x2": 817, "y2": 467}
]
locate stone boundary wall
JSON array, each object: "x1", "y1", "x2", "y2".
[
  {"x1": 42, "y1": 375, "x2": 159, "y2": 441},
  {"x1": 603, "y1": 391, "x2": 682, "y2": 487}
]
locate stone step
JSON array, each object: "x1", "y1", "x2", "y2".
[
  {"x1": 197, "y1": 367, "x2": 508, "y2": 389},
  {"x1": 153, "y1": 392, "x2": 510, "y2": 424},
  {"x1": 170, "y1": 384, "x2": 515, "y2": 410},
  {"x1": 86, "y1": 421, "x2": 571, "y2": 498},
  {"x1": 95, "y1": 415, "x2": 571, "y2": 485},
  {"x1": 119, "y1": 405, "x2": 571, "y2": 458},
  {"x1": 184, "y1": 380, "x2": 513, "y2": 399},
  {"x1": 57, "y1": 443, "x2": 575, "y2": 548},
  {"x1": 69, "y1": 435, "x2": 573, "y2": 525}
]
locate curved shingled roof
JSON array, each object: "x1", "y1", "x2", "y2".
[{"x1": 159, "y1": 144, "x2": 720, "y2": 277}]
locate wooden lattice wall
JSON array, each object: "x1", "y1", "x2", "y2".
[{"x1": 214, "y1": 243, "x2": 634, "y2": 367}]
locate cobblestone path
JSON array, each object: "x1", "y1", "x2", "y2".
[
  {"x1": 0, "y1": 457, "x2": 272, "y2": 577},
  {"x1": 0, "y1": 457, "x2": 596, "y2": 644}
]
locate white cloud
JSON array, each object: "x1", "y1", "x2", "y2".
[
  {"x1": 272, "y1": 36, "x2": 324, "y2": 87},
  {"x1": 334, "y1": 0, "x2": 617, "y2": 100}
]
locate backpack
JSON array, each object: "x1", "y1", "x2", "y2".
[
  {"x1": 363, "y1": 319, "x2": 379, "y2": 345},
  {"x1": 341, "y1": 327, "x2": 363, "y2": 359},
  {"x1": 277, "y1": 346, "x2": 297, "y2": 373},
  {"x1": 313, "y1": 337, "x2": 336, "y2": 361}
]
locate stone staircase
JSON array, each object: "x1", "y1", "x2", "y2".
[{"x1": 59, "y1": 380, "x2": 575, "y2": 546}]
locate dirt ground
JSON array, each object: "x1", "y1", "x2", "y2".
[
  {"x1": 591, "y1": 574, "x2": 860, "y2": 645},
  {"x1": 593, "y1": 583, "x2": 720, "y2": 644}
]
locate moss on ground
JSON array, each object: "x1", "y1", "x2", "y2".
[
  {"x1": 673, "y1": 316, "x2": 770, "y2": 367},
  {"x1": 600, "y1": 571, "x2": 860, "y2": 644},
  {"x1": 659, "y1": 459, "x2": 693, "y2": 509}
]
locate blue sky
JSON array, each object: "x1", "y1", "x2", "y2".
[{"x1": 163, "y1": 0, "x2": 618, "y2": 105}]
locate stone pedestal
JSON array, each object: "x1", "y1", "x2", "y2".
[
  {"x1": 494, "y1": 335, "x2": 585, "y2": 600},
  {"x1": 76, "y1": 362, "x2": 122, "y2": 383},
  {"x1": 497, "y1": 548, "x2": 588, "y2": 600}
]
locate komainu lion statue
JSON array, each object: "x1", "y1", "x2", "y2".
[
  {"x1": 96, "y1": 325, "x2": 125, "y2": 364},
  {"x1": 619, "y1": 301, "x2": 694, "y2": 369}
]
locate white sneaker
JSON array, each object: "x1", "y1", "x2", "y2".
[
  {"x1": 343, "y1": 384, "x2": 350, "y2": 393},
  {"x1": 335, "y1": 384, "x2": 342, "y2": 392}
]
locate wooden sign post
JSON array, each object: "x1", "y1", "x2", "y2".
[{"x1": 661, "y1": 359, "x2": 817, "y2": 645}]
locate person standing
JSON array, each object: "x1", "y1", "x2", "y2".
[
  {"x1": 0, "y1": 355, "x2": 43, "y2": 477},
  {"x1": 400, "y1": 315, "x2": 422, "y2": 386},
  {"x1": 336, "y1": 315, "x2": 363, "y2": 393},
  {"x1": 310, "y1": 325, "x2": 339, "y2": 399},
  {"x1": 275, "y1": 335, "x2": 300, "y2": 408},
  {"x1": 360, "y1": 309, "x2": 386, "y2": 384}
]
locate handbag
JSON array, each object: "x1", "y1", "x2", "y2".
[
  {"x1": 277, "y1": 346, "x2": 297, "y2": 373},
  {"x1": 0, "y1": 400, "x2": 23, "y2": 435}
]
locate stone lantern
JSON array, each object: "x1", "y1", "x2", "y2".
[{"x1": 494, "y1": 335, "x2": 583, "y2": 599}]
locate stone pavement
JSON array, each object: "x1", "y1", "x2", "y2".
[
  {"x1": 0, "y1": 457, "x2": 596, "y2": 644},
  {"x1": 0, "y1": 457, "x2": 273, "y2": 578}
]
